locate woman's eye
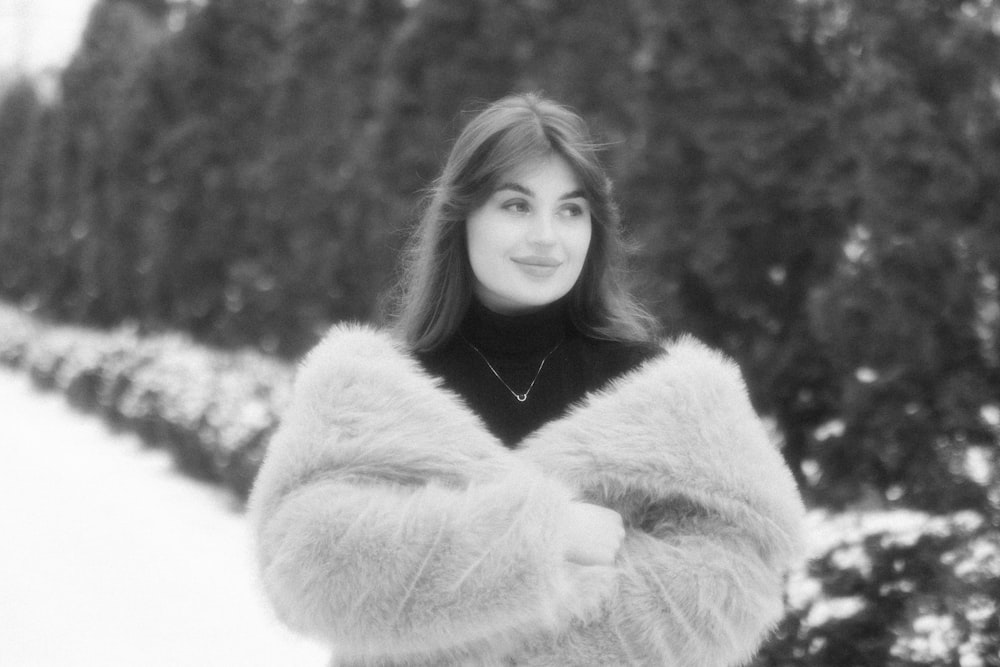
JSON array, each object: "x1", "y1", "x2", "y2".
[
  {"x1": 559, "y1": 203, "x2": 587, "y2": 217},
  {"x1": 502, "y1": 200, "x2": 530, "y2": 215}
]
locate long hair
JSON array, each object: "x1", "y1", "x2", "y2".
[{"x1": 387, "y1": 92, "x2": 659, "y2": 351}]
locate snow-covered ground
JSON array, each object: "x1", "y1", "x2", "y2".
[{"x1": 0, "y1": 367, "x2": 330, "y2": 666}]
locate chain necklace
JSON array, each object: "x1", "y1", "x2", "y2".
[{"x1": 461, "y1": 335, "x2": 564, "y2": 403}]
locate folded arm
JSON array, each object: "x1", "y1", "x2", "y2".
[
  {"x1": 521, "y1": 337, "x2": 807, "y2": 666},
  {"x1": 254, "y1": 467, "x2": 609, "y2": 660}
]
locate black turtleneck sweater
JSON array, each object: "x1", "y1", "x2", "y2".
[{"x1": 416, "y1": 300, "x2": 662, "y2": 448}]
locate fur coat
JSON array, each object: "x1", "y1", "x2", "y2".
[{"x1": 248, "y1": 324, "x2": 806, "y2": 666}]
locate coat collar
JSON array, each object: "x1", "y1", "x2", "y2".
[{"x1": 300, "y1": 322, "x2": 738, "y2": 471}]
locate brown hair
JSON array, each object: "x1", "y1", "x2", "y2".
[{"x1": 387, "y1": 92, "x2": 659, "y2": 351}]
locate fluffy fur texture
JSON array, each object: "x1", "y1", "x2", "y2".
[{"x1": 248, "y1": 324, "x2": 806, "y2": 666}]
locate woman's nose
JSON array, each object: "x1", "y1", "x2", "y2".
[{"x1": 526, "y1": 212, "x2": 557, "y2": 245}]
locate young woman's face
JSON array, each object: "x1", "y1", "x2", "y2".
[{"x1": 466, "y1": 155, "x2": 592, "y2": 314}]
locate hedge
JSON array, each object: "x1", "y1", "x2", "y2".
[{"x1": 0, "y1": 303, "x2": 292, "y2": 498}]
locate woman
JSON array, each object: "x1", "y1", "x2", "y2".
[{"x1": 249, "y1": 93, "x2": 806, "y2": 666}]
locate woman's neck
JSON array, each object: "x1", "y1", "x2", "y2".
[{"x1": 459, "y1": 299, "x2": 570, "y2": 357}]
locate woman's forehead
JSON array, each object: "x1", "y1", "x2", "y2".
[{"x1": 493, "y1": 154, "x2": 585, "y2": 193}]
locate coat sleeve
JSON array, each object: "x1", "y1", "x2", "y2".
[
  {"x1": 247, "y1": 326, "x2": 615, "y2": 662},
  {"x1": 522, "y1": 337, "x2": 807, "y2": 667}
]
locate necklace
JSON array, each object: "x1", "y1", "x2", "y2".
[{"x1": 461, "y1": 335, "x2": 563, "y2": 403}]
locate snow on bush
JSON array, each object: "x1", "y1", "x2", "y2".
[
  {"x1": 2, "y1": 302, "x2": 999, "y2": 664},
  {"x1": 754, "y1": 510, "x2": 1000, "y2": 666},
  {"x1": 0, "y1": 304, "x2": 292, "y2": 497}
]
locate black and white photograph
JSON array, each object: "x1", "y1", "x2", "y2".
[{"x1": 1, "y1": 1, "x2": 998, "y2": 665}]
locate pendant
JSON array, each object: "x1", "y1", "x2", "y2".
[{"x1": 460, "y1": 334, "x2": 563, "y2": 405}]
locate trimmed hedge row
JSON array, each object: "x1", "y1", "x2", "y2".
[
  {"x1": 1, "y1": 302, "x2": 998, "y2": 664},
  {"x1": 0, "y1": 303, "x2": 293, "y2": 498}
]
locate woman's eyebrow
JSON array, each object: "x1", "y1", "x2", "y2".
[
  {"x1": 496, "y1": 182, "x2": 533, "y2": 196},
  {"x1": 494, "y1": 183, "x2": 587, "y2": 201}
]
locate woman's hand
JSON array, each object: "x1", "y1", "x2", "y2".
[{"x1": 562, "y1": 502, "x2": 625, "y2": 566}]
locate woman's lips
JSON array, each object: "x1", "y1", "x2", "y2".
[{"x1": 512, "y1": 256, "x2": 561, "y2": 277}]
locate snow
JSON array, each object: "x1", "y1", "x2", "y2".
[
  {"x1": 0, "y1": 367, "x2": 329, "y2": 666},
  {"x1": 805, "y1": 595, "x2": 867, "y2": 627}
]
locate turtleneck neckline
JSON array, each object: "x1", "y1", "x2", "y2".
[{"x1": 459, "y1": 298, "x2": 571, "y2": 358}]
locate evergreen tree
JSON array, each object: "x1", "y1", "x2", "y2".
[
  {"x1": 799, "y1": 0, "x2": 1000, "y2": 511},
  {"x1": 619, "y1": 0, "x2": 844, "y2": 494},
  {"x1": 115, "y1": 0, "x2": 287, "y2": 340},
  {"x1": 51, "y1": 0, "x2": 166, "y2": 322},
  {"x1": 253, "y1": 0, "x2": 406, "y2": 353},
  {"x1": 0, "y1": 81, "x2": 47, "y2": 299}
]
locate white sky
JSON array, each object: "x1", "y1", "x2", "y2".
[{"x1": 0, "y1": 0, "x2": 97, "y2": 75}]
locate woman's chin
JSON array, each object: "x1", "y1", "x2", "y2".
[{"x1": 478, "y1": 291, "x2": 567, "y2": 315}]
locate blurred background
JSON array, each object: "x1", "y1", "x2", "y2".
[{"x1": 1, "y1": 0, "x2": 999, "y2": 665}]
